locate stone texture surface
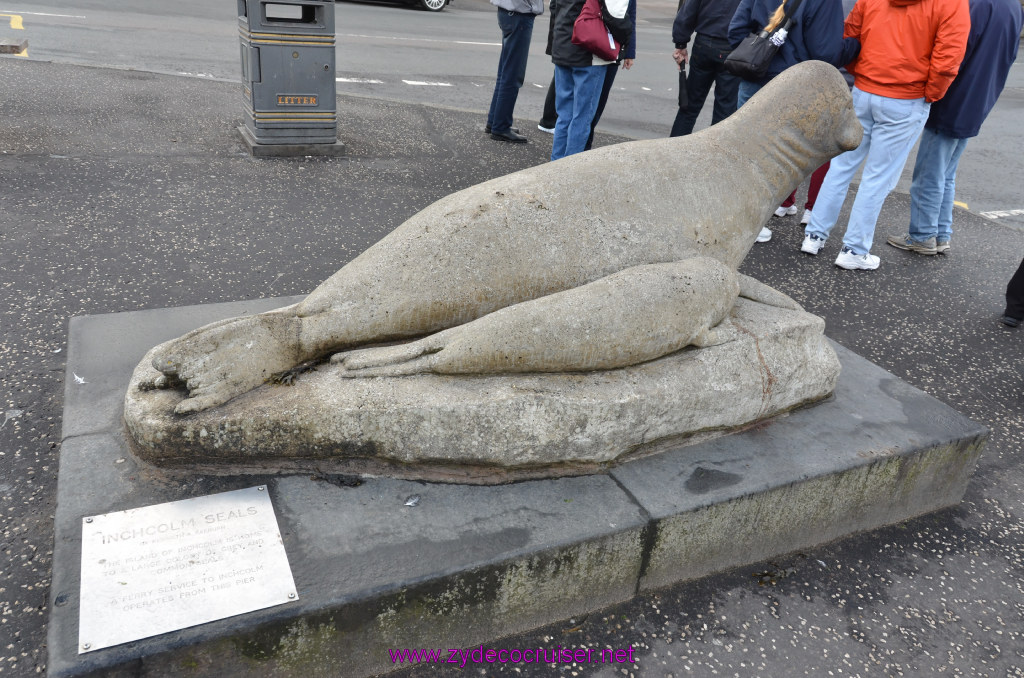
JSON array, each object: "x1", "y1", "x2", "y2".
[
  {"x1": 49, "y1": 303, "x2": 987, "y2": 678},
  {"x1": 49, "y1": 433, "x2": 648, "y2": 678},
  {"x1": 139, "y1": 61, "x2": 861, "y2": 416},
  {"x1": 612, "y1": 353, "x2": 988, "y2": 591},
  {"x1": 125, "y1": 298, "x2": 841, "y2": 479}
]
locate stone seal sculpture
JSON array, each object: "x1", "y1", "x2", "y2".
[{"x1": 125, "y1": 61, "x2": 863, "y2": 482}]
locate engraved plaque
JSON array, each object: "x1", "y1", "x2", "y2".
[{"x1": 78, "y1": 486, "x2": 297, "y2": 653}]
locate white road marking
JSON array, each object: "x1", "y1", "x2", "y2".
[
  {"x1": 981, "y1": 208, "x2": 1024, "y2": 219},
  {"x1": 0, "y1": 10, "x2": 85, "y2": 18},
  {"x1": 338, "y1": 32, "x2": 499, "y2": 47},
  {"x1": 402, "y1": 80, "x2": 453, "y2": 87},
  {"x1": 330, "y1": 74, "x2": 664, "y2": 97}
]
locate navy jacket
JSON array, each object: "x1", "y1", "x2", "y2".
[
  {"x1": 672, "y1": 0, "x2": 744, "y2": 46},
  {"x1": 927, "y1": 0, "x2": 1023, "y2": 139},
  {"x1": 728, "y1": 0, "x2": 859, "y2": 84}
]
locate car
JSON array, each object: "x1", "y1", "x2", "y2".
[{"x1": 336, "y1": 0, "x2": 451, "y2": 12}]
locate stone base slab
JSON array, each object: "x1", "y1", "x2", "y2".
[
  {"x1": 123, "y1": 298, "x2": 841, "y2": 482},
  {"x1": 48, "y1": 298, "x2": 987, "y2": 677}
]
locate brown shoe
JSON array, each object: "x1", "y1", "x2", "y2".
[{"x1": 887, "y1": 233, "x2": 937, "y2": 255}]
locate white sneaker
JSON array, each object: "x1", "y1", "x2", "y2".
[
  {"x1": 834, "y1": 247, "x2": 880, "y2": 270},
  {"x1": 756, "y1": 226, "x2": 772, "y2": 243},
  {"x1": 537, "y1": 123, "x2": 555, "y2": 134},
  {"x1": 800, "y1": 209, "x2": 812, "y2": 225},
  {"x1": 774, "y1": 205, "x2": 798, "y2": 217},
  {"x1": 800, "y1": 233, "x2": 825, "y2": 255}
]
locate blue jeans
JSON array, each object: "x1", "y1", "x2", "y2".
[
  {"x1": 806, "y1": 87, "x2": 930, "y2": 255},
  {"x1": 670, "y1": 35, "x2": 739, "y2": 137},
  {"x1": 908, "y1": 127, "x2": 969, "y2": 244},
  {"x1": 486, "y1": 10, "x2": 535, "y2": 134},
  {"x1": 551, "y1": 64, "x2": 605, "y2": 161},
  {"x1": 540, "y1": 63, "x2": 618, "y2": 150},
  {"x1": 735, "y1": 79, "x2": 761, "y2": 108}
]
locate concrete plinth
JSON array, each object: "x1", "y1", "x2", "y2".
[
  {"x1": 237, "y1": 126, "x2": 346, "y2": 158},
  {"x1": 48, "y1": 298, "x2": 987, "y2": 678}
]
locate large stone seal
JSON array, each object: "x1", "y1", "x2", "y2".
[{"x1": 125, "y1": 61, "x2": 862, "y2": 480}]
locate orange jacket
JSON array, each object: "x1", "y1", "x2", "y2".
[{"x1": 844, "y1": 0, "x2": 970, "y2": 102}]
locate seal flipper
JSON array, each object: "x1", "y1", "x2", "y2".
[
  {"x1": 737, "y1": 274, "x2": 803, "y2": 311},
  {"x1": 691, "y1": 318, "x2": 738, "y2": 348}
]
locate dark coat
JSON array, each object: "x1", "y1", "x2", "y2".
[
  {"x1": 621, "y1": 0, "x2": 638, "y2": 60},
  {"x1": 926, "y1": 0, "x2": 1023, "y2": 138},
  {"x1": 547, "y1": 0, "x2": 633, "y2": 67},
  {"x1": 673, "y1": 0, "x2": 744, "y2": 46},
  {"x1": 727, "y1": 0, "x2": 859, "y2": 84}
]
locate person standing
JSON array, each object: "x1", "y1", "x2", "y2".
[
  {"x1": 537, "y1": 0, "x2": 637, "y2": 151},
  {"x1": 886, "y1": 0, "x2": 1023, "y2": 256},
  {"x1": 486, "y1": 0, "x2": 545, "y2": 144},
  {"x1": 728, "y1": 0, "x2": 858, "y2": 106},
  {"x1": 728, "y1": 0, "x2": 859, "y2": 243},
  {"x1": 1003, "y1": 255, "x2": 1024, "y2": 328},
  {"x1": 799, "y1": 0, "x2": 970, "y2": 270},
  {"x1": 771, "y1": 0, "x2": 857, "y2": 225},
  {"x1": 669, "y1": 0, "x2": 743, "y2": 138},
  {"x1": 547, "y1": 0, "x2": 632, "y2": 161}
]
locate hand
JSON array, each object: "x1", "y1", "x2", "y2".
[
  {"x1": 621, "y1": 58, "x2": 634, "y2": 70},
  {"x1": 672, "y1": 48, "x2": 687, "y2": 71}
]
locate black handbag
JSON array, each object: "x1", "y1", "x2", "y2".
[{"x1": 724, "y1": 0, "x2": 804, "y2": 80}]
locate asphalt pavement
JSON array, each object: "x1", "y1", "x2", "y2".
[{"x1": 1, "y1": 56, "x2": 1022, "y2": 678}]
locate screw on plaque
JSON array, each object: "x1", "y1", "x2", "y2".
[
  {"x1": 288, "y1": 593, "x2": 296, "y2": 599},
  {"x1": 85, "y1": 517, "x2": 93, "y2": 523},
  {"x1": 82, "y1": 643, "x2": 91, "y2": 650},
  {"x1": 258, "y1": 486, "x2": 265, "y2": 491}
]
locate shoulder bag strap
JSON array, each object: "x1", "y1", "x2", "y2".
[{"x1": 777, "y1": 0, "x2": 804, "y2": 31}]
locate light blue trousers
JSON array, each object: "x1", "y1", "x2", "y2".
[{"x1": 806, "y1": 87, "x2": 930, "y2": 255}]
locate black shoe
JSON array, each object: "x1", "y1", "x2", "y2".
[
  {"x1": 1000, "y1": 314, "x2": 1021, "y2": 328},
  {"x1": 484, "y1": 125, "x2": 519, "y2": 134},
  {"x1": 490, "y1": 129, "x2": 527, "y2": 144}
]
